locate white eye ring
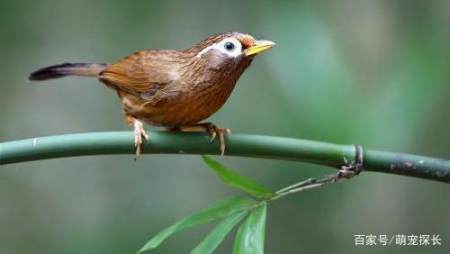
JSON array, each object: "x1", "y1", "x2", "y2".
[
  {"x1": 217, "y1": 38, "x2": 242, "y2": 57},
  {"x1": 197, "y1": 37, "x2": 243, "y2": 58}
]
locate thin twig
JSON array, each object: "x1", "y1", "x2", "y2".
[{"x1": 271, "y1": 173, "x2": 342, "y2": 201}]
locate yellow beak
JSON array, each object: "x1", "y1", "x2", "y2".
[{"x1": 244, "y1": 40, "x2": 276, "y2": 56}]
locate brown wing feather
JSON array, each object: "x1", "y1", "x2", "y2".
[{"x1": 99, "y1": 50, "x2": 184, "y2": 94}]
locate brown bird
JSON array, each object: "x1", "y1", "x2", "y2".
[{"x1": 29, "y1": 32, "x2": 275, "y2": 157}]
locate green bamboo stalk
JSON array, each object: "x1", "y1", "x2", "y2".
[{"x1": 1, "y1": 131, "x2": 449, "y2": 183}]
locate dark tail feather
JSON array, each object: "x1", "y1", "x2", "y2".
[{"x1": 29, "y1": 63, "x2": 108, "y2": 81}]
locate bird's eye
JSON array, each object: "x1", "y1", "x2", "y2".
[{"x1": 224, "y1": 42, "x2": 235, "y2": 51}]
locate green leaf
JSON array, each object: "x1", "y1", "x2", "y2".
[
  {"x1": 201, "y1": 156, "x2": 275, "y2": 199},
  {"x1": 191, "y1": 211, "x2": 248, "y2": 254},
  {"x1": 232, "y1": 202, "x2": 267, "y2": 254},
  {"x1": 138, "y1": 196, "x2": 256, "y2": 253}
]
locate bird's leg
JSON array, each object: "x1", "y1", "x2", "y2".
[
  {"x1": 125, "y1": 115, "x2": 149, "y2": 158},
  {"x1": 167, "y1": 123, "x2": 230, "y2": 155},
  {"x1": 134, "y1": 119, "x2": 149, "y2": 158}
]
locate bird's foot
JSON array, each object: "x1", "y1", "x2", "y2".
[
  {"x1": 204, "y1": 123, "x2": 231, "y2": 156},
  {"x1": 133, "y1": 119, "x2": 149, "y2": 159},
  {"x1": 168, "y1": 123, "x2": 230, "y2": 155}
]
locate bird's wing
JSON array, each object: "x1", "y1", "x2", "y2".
[{"x1": 99, "y1": 50, "x2": 183, "y2": 95}]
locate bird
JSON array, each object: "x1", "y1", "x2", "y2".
[{"x1": 28, "y1": 32, "x2": 275, "y2": 157}]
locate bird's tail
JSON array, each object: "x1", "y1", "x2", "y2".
[{"x1": 28, "y1": 63, "x2": 108, "y2": 81}]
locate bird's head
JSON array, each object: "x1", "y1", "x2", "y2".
[{"x1": 184, "y1": 32, "x2": 275, "y2": 75}]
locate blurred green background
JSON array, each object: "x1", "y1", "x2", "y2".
[{"x1": 1, "y1": 0, "x2": 449, "y2": 253}]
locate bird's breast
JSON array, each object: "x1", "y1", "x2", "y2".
[{"x1": 119, "y1": 77, "x2": 238, "y2": 127}]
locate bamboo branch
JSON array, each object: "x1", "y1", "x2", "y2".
[{"x1": 1, "y1": 131, "x2": 449, "y2": 183}]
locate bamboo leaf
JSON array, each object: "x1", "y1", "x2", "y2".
[
  {"x1": 232, "y1": 202, "x2": 267, "y2": 254},
  {"x1": 191, "y1": 211, "x2": 248, "y2": 254},
  {"x1": 138, "y1": 196, "x2": 255, "y2": 253},
  {"x1": 202, "y1": 156, "x2": 275, "y2": 199}
]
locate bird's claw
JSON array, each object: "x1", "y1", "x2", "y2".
[
  {"x1": 205, "y1": 124, "x2": 230, "y2": 156},
  {"x1": 167, "y1": 123, "x2": 230, "y2": 156},
  {"x1": 134, "y1": 120, "x2": 149, "y2": 159}
]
